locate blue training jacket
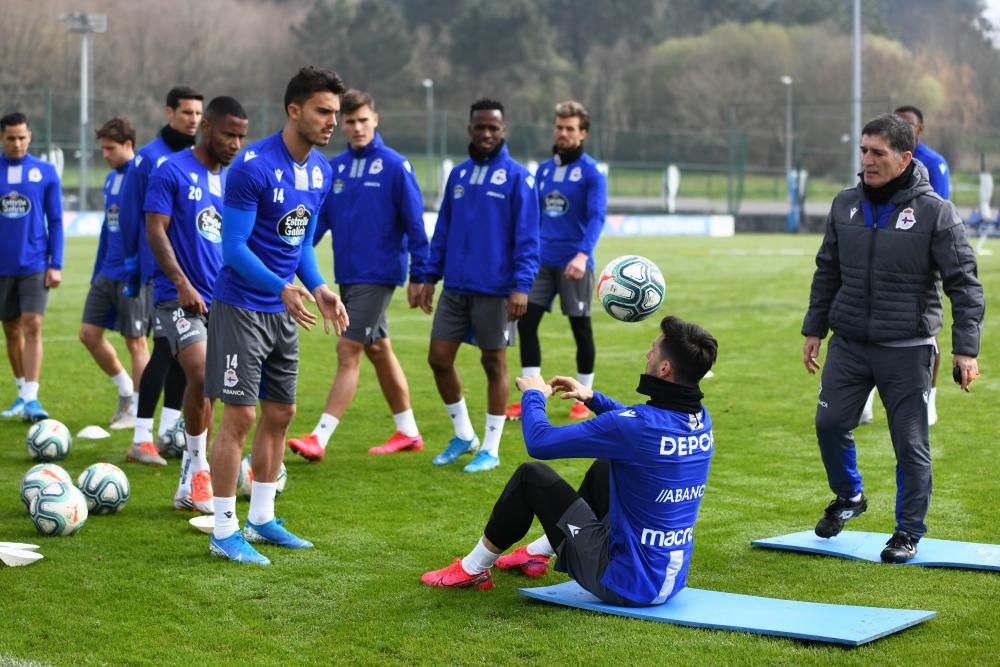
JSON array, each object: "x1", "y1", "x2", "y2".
[
  {"x1": 522, "y1": 386, "x2": 714, "y2": 606},
  {"x1": 120, "y1": 137, "x2": 178, "y2": 284},
  {"x1": 93, "y1": 160, "x2": 131, "y2": 283},
  {"x1": 913, "y1": 143, "x2": 950, "y2": 200},
  {"x1": 317, "y1": 132, "x2": 429, "y2": 286},
  {"x1": 427, "y1": 143, "x2": 539, "y2": 296},
  {"x1": 536, "y1": 151, "x2": 607, "y2": 269},
  {"x1": 0, "y1": 154, "x2": 63, "y2": 276}
]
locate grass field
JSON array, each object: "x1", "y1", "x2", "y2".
[{"x1": 0, "y1": 234, "x2": 997, "y2": 665}]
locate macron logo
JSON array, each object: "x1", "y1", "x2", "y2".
[
  {"x1": 567, "y1": 524, "x2": 581, "y2": 537},
  {"x1": 244, "y1": 151, "x2": 258, "y2": 162},
  {"x1": 275, "y1": 169, "x2": 283, "y2": 182},
  {"x1": 618, "y1": 409, "x2": 637, "y2": 418},
  {"x1": 850, "y1": 207, "x2": 858, "y2": 219}
]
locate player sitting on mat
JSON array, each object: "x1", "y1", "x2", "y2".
[{"x1": 421, "y1": 315, "x2": 717, "y2": 606}]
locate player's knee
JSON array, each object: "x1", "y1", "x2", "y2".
[
  {"x1": 365, "y1": 337, "x2": 391, "y2": 361},
  {"x1": 480, "y1": 352, "x2": 506, "y2": 379},
  {"x1": 222, "y1": 405, "x2": 257, "y2": 438},
  {"x1": 124, "y1": 336, "x2": 147, "y2": 354},
  {"x1": 336, "y1": 339, "x2": 364, "y2": 368},
  {"x1": 20, "y1": 315, "x2": 42, "y2": 339},
  {"x1": 78, "y1": 325, "x2": 100, "y2": 348},
  {"x1": 518, "y1": 461, "x2": 556, "y2": 486},
  {"x1": 428, "y1": 350, "x2": 453, "y2": 375}
]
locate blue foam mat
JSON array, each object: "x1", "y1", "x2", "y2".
[
  {"x1": 752, "y1": 530, "x2": 1000, "y2": 570},
  {"x1": 518, "y1": 581, "x2": 935, "y2": 646}
]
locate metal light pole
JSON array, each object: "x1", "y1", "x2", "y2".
[
  {"x1": 781, "y1": 75, "x2": 800, "y2": 232},
  {"x1": 851, "y1": 0, "x2": 862, "y2": 180},
  {"x1": 422, "y1": 78, "x2": 434, "y2": 200},
  {"x1": 781, "y1": 76, "x2": 793, "y2": 179},
  {"x1": 59, "y1": 12, "x2": 106, "y2": 210}
]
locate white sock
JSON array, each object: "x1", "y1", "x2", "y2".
[
  {"x1": 129, "y1": 392, "x2": 139, "y2": 417},
  {"x1": 521, "y1": 366, "x2": 541, "y2": 377},
  {"x1": 526, "y1": 534, "x2": 555, "y2": 557},
  {"x1": 392, "y1": 409, "x2": 419, "y2": 437},
  {"x1": 577, "y1": 372, "x2": 595, "y2": 389},
  {"x1": 446, "y1": 398, "x2": 475, "y2": 441},
  {"x1": 929, "y1": 387, "x2": 937, "y2": 404},
  {"x1": 849, "y1": 493, "x2": 863, "y2": 502},
  {"x1": 133, "y1": 417, "x2": 154, "y2": 444},
  {"x1": 212, "y1": 496, "x2": 238, "y2": 539},
  {"x1": 159, "y1": 407, "x2": 182, "y2": 436},
  {"x1": 247, "y1": 481, "x2": 277, "y2": 525},
  {"x1": 482, "y1": 414, "x2": 506, "y2": 456},
  {"x1": 186, "y1": 430, "x2": 209, "y2": 473},
  {"x1": 176, "y1": 450, "x2": 192, "y2": 494},
  {"x1": 20, "y1": 381, "x2": 39, "y2": 402},
  {"x1": 15, "y1": 376, "x2": 24, "y2": 392},
  {"x1": 461, "y1": 537, "x2": 500, "y2": 574},
  {"x1": 111, "y1": 370, "x2": 133, "y2": 398},
  {"x1": 313, "y1": 412, "x2": 339, "y2": 448}
]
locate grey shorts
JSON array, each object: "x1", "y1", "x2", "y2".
[
  {"x1": 341, "y1": 283, "x2": 394, "y2": 345},
  {"x1": 0, "y1": 272, "x2": 48, "y2": 321},
  {"x1": 528, "y1": 265, "x2": 594, "y2": 317},
  {"x1": 82, "y1": 276, "x2": 152, "y2": 337},
  {"x1": 430, "y1": 289, "x2": 516, "y2": 350},
  {"x1": 554, "y1": 498, "x2": 647, "y2": 607},
  {"x1": 205, "y1": 300, "x2": 298, "y2": 405},
  {"x1": 153, "y1": 300, "x2": 208, "y2": 354}
]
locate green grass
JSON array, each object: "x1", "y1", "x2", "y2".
[{"x1": 0, "y1": 234, "x2": 998, "y2": 665}]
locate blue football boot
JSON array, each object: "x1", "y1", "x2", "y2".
[
  {"x1": 209, "y1": 531, "x2": 271, "y2": 565},
  {"x1": 463, "y1": 450, "x2": 500, "y2": 473},
  {"x1": 243, "y1": 518, "x2": 313, "y2": 549},
  {"x1": 22, "y1": 400, "x2": 49, "y2": 423},
  {"x1": 1, "y1": 397, "x2": 24, "y2": 418},
  {"x1": 432, "y1": 435, "x2": 479, "y2": 466}
]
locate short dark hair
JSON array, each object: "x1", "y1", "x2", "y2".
[
  {"x1": 469, "y1": 98, "x2": 504, "y2": 121},
  {"x1": 1, "y1": 112, "x2": 29, "y2": 132},
  {"x1": 555, "y1": 100, "x2": 590, "y2": 132},
  {"x1": 205, "y1": 96, "x2": 248, "y2": 123},
  {"x1": 341, "y1": 90, "x2": 375, "y2": 116},
  {"x1": 862, "y1": 113, "x2": 915, "y2": 154},
  {"x1": 283, "y1": 66, "x2": 346, "y2": 114},
  {"x1": 95, "y1": 117, "x2": 136, "y2": 146},
  {"x1": 893, "y1": 105, "x2": 924, "y2": 124},
  {"x1": 165, "y1": 86, "x2": 204, "y2": 109},
  {"x1": 657, "y1": 316, "x2": 718, "y2": 386}
]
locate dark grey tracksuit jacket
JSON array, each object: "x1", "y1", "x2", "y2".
[{"x1": 802, "y1": 166, "x2": 984, "y2": 537}]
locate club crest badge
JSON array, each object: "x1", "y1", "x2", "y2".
[{"x1": 895, "y1": 207, "x2": 916, "y2": 230}]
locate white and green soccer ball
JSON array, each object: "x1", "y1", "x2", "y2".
[
  {"x1": 237, "y1": 455, "x2": 287, "y2": 499},
  {"x1": 20, "y1": 463, "x2": 73, "y2": 512},
  {"x1": 28, "y1": 481, "x2": 88, "y2": 536},
  {"x1": 26, "y1": 419, "x2": 72, "y2": 461},
  {"x1": 77, "y1": 462, "x2": 130, "y2": 514},
  {"x1": 596, "y1": 255, "x2": 666, "y2": 322},
  {"x1": 157, "y1": 417, "x2": 187, "y2": 458}
]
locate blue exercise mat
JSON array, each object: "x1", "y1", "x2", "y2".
[
  {"x1": 518, "y1": 581, "x2": 935, "y2": 646},
  {"x1": 752, "y1": 530, "x2": 1000, "y2": 571}
]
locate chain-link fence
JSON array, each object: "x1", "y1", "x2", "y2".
[{"x1": 3, "y1": 89, "x2": 996, "y2": 212}]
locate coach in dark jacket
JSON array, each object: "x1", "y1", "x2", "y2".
[{"x1": 801, "y1": 113, "x2": 984, "y2": 564}]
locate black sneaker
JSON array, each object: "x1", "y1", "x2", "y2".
[
  {"x1": 881, "y1": 531, "x2": 918, "y2": 563},
  {"x1": 814, "y1": 495, "x2": 868, "y2": 538}
]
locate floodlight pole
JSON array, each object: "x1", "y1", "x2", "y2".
[
  {"x1": 422, "y1": 78, "x2": 434, "y2": 200},
  {"x1": 781, "y1": 76, "x2": 793, "y2": 180},
  {"x1": 60, "y1": 12, "x2": 106, "y2": 210},
  {"x1": 851, "y1": 0, "x2": 862, "y2": 181}
]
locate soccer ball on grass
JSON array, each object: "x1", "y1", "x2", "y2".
[{"x1": 77, "y1": 462, "x2": 131, "y2": 514}]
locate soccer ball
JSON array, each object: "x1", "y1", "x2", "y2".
[
  {"x1": 597, "y1": 255, "x2": 665, "y2": 322},
  {"x1": 157, "y1": 417, "x2": 186, "y2": 458},
  {"x1": 26, "y1": 419, "x2": 72, "y2": 461},
  {"x1": 20, "y1": 463, "x2": 72, "y2": 511},
  {"x1": 237, "y1": 455, "x2": 288, "y2": 499},
  {"x1": 76, "y1": 462, "x2": 131, "y2": 514},
  {"x1": 28, "y1": 481, "x2": 88, "y2": 536}
]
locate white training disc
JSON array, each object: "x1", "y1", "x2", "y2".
[
  {"x1": 77, "y1": 425, "x2": 111, "y2": 440},
  {"x1": 0, "y1": 547, "x2": 44, "y2": 567},
  {"x1": 0, "y1": 542, "x2": 41, "y2": 551},
  {"x1": 189, "y1": 515, "x2": 215, "y2": 535}
]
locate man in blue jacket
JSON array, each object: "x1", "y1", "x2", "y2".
[
  {"x1": 120, "y1": 86, "x2": 203, "y2": 465},
  {"x1": 287, "y1": 90, "x2": 429, "y2": 462},
  {"x1": 505, "y1": 101, "x2": 606, "y2": 422},
  {"x1": 0, "y1": 112, "x2": 63, "y2": 422},
  {"x1": 78, "y1": 117, "x2": 149, "y2": 432},
  {"x1": 422, "y1": 316, "x2": 717, "y2": 604},
  {"x1": 419, "y1": 99, "x2": 540, "y2": 473}
]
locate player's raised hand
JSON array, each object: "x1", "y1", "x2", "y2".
[
  {"x1": 549, "y1": 375, "x2": 593, "y2": 403},
  {"x1": 803, "y1": 336, "x2": 822, "y2": 374},
  {"x1": 177, "y1": 279, "x2": 207, "y2": 314},
  {"x1": 516, "y1": 374, "x2": 552, "y2": 398},
  {"x1": 507, "y1": 290, "x2": 528, "y2": 321},
  {"x1": 281, "y1": 283, "x2": 319, "y2": 330},
  {"x1": 314, "y1": 284, "x2": 349, "y2": 335}
]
